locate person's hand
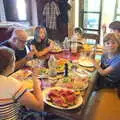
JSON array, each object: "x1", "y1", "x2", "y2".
[
  {"x1": 26, "y1": 51, "x2": 34, "y2": 60},
  {"x1": 49, "y1": 41, "x2": 54, "y2": 50},
  {"x1": 91, "y1": 59, "x2": 99, "y2": 68},
  {"x1": 30, "y1": 45, "x2": 37, "y2": 53},
  {"x1": 90, "y1": 50, "x2": 95, "y2": 59},
  {"x1": 32, "y1": 66, "x2": 40, "y2": 77}
]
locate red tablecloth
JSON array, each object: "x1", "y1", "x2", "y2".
[{"x1": 52, "y1": 51, "x2": 80, "y2": 61}]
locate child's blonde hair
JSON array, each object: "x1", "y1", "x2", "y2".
[{"x1": 103, "y1": 33, "x2": 120, "y2": 52}]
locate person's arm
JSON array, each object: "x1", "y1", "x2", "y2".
[
  {"x1": 18, "y1": 68, "x2": 44, "y2": 111},
  {"x1": 92, "y1": 59, "x2": 113, "y2": 76},
  {"x1": 15, "y1": 56, "x2": 28, "y2": 70},
  {"x1": 31, "y1": 41, "x2": 54, "y2": 57},
  {"x1": 15, "y1": 51, "x2": 34, "y2": 70},
  {"x1": 18, "y1": 85, "x2": 44, "y2": 111},
  {"x1": 36, "y1": 47, "x2": 50, "y2": 57}
]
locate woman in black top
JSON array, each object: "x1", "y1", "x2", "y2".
[
  {"x1": 29, "y1": 25, "x2": 54, "y2": 67},
  {"x1": 30, "y1": 25, "x2": 54, "y2": 57}
]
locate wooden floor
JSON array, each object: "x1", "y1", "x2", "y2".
[{"x1": 82, "y1": 89, "x2": 120, "y2": 120}]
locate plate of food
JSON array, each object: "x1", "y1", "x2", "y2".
[
  {"x1": 43, "y1": 87, "x2": 83, "y2": 110},
  {"x1": 78, "y1": 58, "x2": 94, "y2": 68},
  {"x1": 50, "y1": 44, "x2": 63, "y2": 54},
  {"x1": 10, "y1": 70, "x2": 32, "y2": 81},
  {"x1": 56, "y1": 76, "x2": 89, "y2": 91},
  {"x1": 26, "y1": 59, "x2": 40, "y2": 67}
]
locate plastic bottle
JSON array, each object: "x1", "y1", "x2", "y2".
[
  {"x1": 71, "y1": 35, "x2": 78, "y2": 53},
  {"x1": 63, "y1": 37, "x2": 70, "y2": 50},
  {"x1": 48, "y1": 55, "x2": 57, "y2": 77}
]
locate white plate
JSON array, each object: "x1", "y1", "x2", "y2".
[
  {"x1": 37, "y1": 75, "x2": 48, "y2": 79},
  {"x1": 43, "y1": 87, "x2": 83, "y2": 110},
  {"x1": 78, "y1": 58, "x2": 94, "y2": 68},
  {"x1": 79, "y1": 62, "x2": 94, "y2": 68}
]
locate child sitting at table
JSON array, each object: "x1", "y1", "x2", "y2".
[
  {"x1": 92, "y1": 33, "x2": 120, "y2": 90},
  {"x1": 70, "y1": 27, "x2": 84, "y2": 53},
  {"x1": 72, "y1": 27, "x2": 84, "y2": 43}
]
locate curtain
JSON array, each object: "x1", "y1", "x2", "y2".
[{"x1": 36, "y1": 0, "x2": 47, "y2": 25}]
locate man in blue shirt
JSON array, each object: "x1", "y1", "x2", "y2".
[{"x1": 0, "y1": 29, "x2": 34, "y2": 70}]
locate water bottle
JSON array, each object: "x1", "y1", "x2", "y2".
[
  {"x1": 71, "y1": 35, "x2": 78, "y2": 53},
  {"x1": 63, "y1": 37, "x2": 70, "y2": 50},
  {"x1": 48, "y1": 55, "x2": 57, "y2": 77}
]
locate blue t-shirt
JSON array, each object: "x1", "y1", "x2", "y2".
[
  {"x1": 101, "y1": 53, "x2": 120, "y2": 83},
  {"x1": 14, "y1": 48, "x2": 27, "y2": 61}
]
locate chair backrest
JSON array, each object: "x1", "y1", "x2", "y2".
[{"x1": 83, "y1": 33, "x2": 100, "y2": 44}]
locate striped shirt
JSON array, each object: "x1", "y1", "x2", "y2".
[{"x1": 0, "y1": 75, "x2": 27, "y2": 120}]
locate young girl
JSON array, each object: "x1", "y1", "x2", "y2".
[
  {"x1": 72, "y1": 27, "x2": 84, "y2": 43},
  {"x1": 92, "y1": 33, "x2": 120, "y2": 89}
]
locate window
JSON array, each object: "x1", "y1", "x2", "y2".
[
  {"x1": 3, "y1": 0, "x2": 31, "y2": 23},
  {"x1": 114, "y1": 0, "x2": 120, "y2": 20},
  {"x1": 16, "y1": 0, "x2": 27, "y2": 20},
  {"x1": 79, "y1": 0, "x2": 102, "y2": 36}
]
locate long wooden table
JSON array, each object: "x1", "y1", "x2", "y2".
[
  {"x1": 42, "y1": 51, "x2": 98, "y2": 120},
  {"x1": 44, "y1": 71, "x2": 97, "y2": 120},
  {"x1": 10, "y1": 50, "x2": 99, "y2": 120}
]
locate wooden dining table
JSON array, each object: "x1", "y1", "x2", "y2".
[
  {"x1": 43, "y1": 50, "x2": 98, "y2": 120},
  {"x1": 44, "y1": 73, "x2": 97, "y2": 120},
  {"x1": 10, "y1": 49, "x2": 99, "y2": 120}
]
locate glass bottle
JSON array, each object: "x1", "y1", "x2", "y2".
[{"x1": 64, "y1": 63, "x2": 68, "y2": 77}]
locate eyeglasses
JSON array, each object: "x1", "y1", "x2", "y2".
[{"x1": 15, "y1": 37, "x2": 27, "y2": 44}]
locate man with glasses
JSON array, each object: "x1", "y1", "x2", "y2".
[{"x1": 0, "y1": 29, "x2": 34, "y2": 70}]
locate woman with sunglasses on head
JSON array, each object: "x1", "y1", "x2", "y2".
[
  {"x1": 30, "y1": 25, "x2": 54, "y2": 56},
  {"x1": 29, "y1": 25, "x2": 54, "y2": 67}
]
